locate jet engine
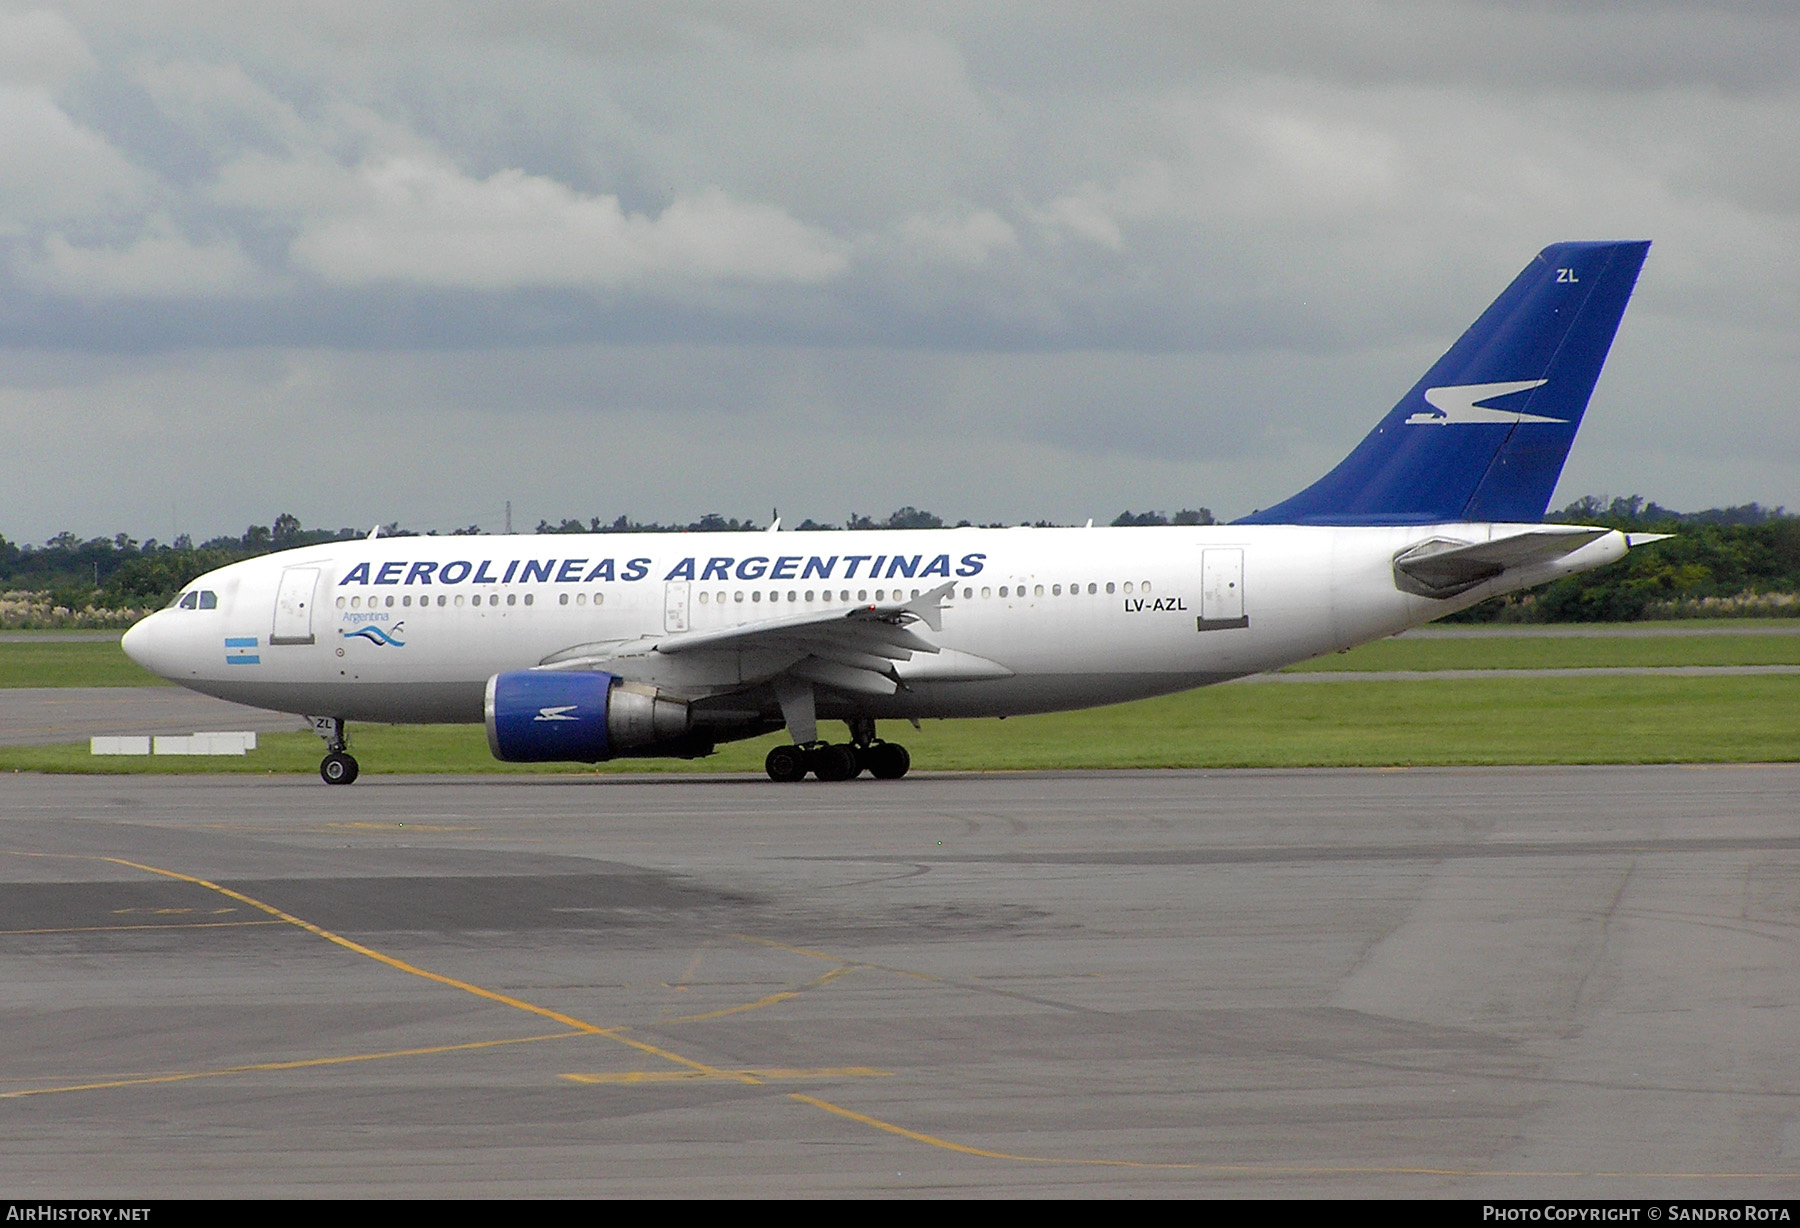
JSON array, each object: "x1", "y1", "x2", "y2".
[{"x1": 484, "y1": 670, "x2": 704, "y2": 762}]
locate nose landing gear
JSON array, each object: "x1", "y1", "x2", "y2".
[
  {"x1": 308, "y1": 716, "x2": 360, "y2": 785},
  {"x1": 320, "y1": 750, "x2": 359, "y2": 785}
]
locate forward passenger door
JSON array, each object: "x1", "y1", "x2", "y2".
[{"x1": 271, "y1": 566, "x2": 320, "y2": 645}]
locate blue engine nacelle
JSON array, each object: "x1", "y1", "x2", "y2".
[{"x1": 484, "y1": 670, "x2": 698, "y2": 762}]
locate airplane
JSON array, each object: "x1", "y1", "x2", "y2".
[{"x1": 122, "y1": 240, "x2": 1661, "y2": 785}]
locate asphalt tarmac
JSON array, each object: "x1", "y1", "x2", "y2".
[
  {"x1": 3, "y1": 767, "x2": 1798, "y2": 1197},
  {"x1": 11, "y1": 668, "x2": 1800, "y2": 750},
  {"x1": 0, "y1": 687, "x2": 302, "y2": 746}
]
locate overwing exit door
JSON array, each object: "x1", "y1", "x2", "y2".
[{"x1": 664, "y1": 581, "x2": 690, "y2": 632}]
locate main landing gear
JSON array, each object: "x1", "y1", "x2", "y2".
[
  {"x1": 764, "y1": 718, "x2": 910, "y2": 783},
  {"x1": 311, "y1": 716, "x2": 359, "y2": 785}
]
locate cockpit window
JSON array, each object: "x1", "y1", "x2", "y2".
[
  {"x1": 198, "y1": 591, "x2": 217, "y2": 609},
  {"x1": 178, "y1": 591, "x2": 199, "y2": 610}
]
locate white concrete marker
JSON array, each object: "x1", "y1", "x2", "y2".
[{"x1": 90, "y1": 736, "x2": 152, "y2": 755}]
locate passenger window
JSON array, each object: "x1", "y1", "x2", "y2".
[
  {"x1": 523, "y1": 593, "x2": 533, "y2": 606},
  {"x1": 455, "y1": 595, "x2": 464, "y2": 607},
  {"x1": 336, "y1": 596, "x2": 346, "y2": 609},
  {"x1": 437, "y1": 595, "x2": 446, "y2": 607},
  {"x1": 1088, "y1": 583, "x2": 1097, "y2": 594},
  {"x1": 507, "y1": 593, "x2": 517, "y2": 606},
  {"x1": 1034, "y1": 584, "x2": 1044, "y2": 597},
  {"x1": 981, "y1": 587, "x2": 991, "y2": 598},
  {"x1": 1052, "y1": 584, "x2": 1062, "y2": 596},
  {"x1": 560, "y1": 593, "x2": 570, "y2": 606},
  {"x1": 1106, "y1": 582, "x2": 1115, "y2": 594},
  {"x1": 402, "y1": 595, "x2": 412, "y2": 607},
  {"x1": 594, "y1": 593, "x2": 604, "y2": 606}
]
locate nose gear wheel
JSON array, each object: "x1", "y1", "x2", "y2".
[{"x1": 320, "y1": 751, "x2": 359, "y2": 785}]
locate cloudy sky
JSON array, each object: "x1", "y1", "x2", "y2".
[{"x1": 2, "y1": 2, "x2": 1797, "y2": 542}]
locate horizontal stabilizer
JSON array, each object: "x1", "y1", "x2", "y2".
[{"x1": 1393, "y1": 527, "x2": 1611, "y2": 598}]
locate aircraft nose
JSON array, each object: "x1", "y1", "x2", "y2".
[{"x1": 121, "y1": 613, "x2": 169, "y2": 677}]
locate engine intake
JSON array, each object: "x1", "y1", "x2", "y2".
[{"x1": 484, "y1": 670, "x2": 698, "y2": 762}]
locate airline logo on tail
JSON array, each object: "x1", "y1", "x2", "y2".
[{"x1": 1406, "y1": 379, "x2": 1563, "y2": 426}]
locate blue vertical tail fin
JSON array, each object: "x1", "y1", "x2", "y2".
[{"x1": 1238, "y1": 240, "x2": 1649, "y2": 525}]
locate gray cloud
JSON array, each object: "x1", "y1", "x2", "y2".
[{"x1": 1, "y1": 1, "x2": 1796, "y2": 541}]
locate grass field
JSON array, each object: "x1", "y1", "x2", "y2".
[
  {"x1": 4, "y1": 673, "x2": 1795, "y2": 775},
  {"x1": 0, "y1": 638, "x2": 164, "y2": 687},
  {"x1": 3, "y1": 622, "x2": 1794, "y2": 774},
  {"x1": 4, "y1": 625, "x2": 1800, "y2": 689},
  {"x1": 1286, "y1": 633, "x2": 1800, "y2": 671}
]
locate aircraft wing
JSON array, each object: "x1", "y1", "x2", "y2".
[
  {"x1": 1391, "y1": 526, "x2": 1619, "y2": 598},
  {"x1": 536, "y1": 580, "x2": 1008, "y2": 696}
]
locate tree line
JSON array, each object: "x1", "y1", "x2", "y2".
[
  {"x1": 1453, "y1": 498, "x2": 1800, "y2": 622},
  {"x1": 0, "y1": 498, "x2": 1792, "y2": 625},
  {"x1": 531, "y1": 506, "x2": 1216, "y2": 535},
  {"x1": 0, "y1": 507, "x2": 1222, "y2": 617}
]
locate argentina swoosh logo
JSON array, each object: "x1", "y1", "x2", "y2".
[
  {"x1": 345, "y1": 621, "x2": 406, "y2": 647},
  {"x1": 1405, "y1": 379, "x2": 1563, "y2": 426}
]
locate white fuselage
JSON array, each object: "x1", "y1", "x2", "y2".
[{"x1": 122, "y1": 523, "x2": 1627, "y2": 731}]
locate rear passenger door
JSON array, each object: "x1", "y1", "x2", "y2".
[{"x1": 1198, "y1": 549, "x2": 1247, "y2": 630}]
